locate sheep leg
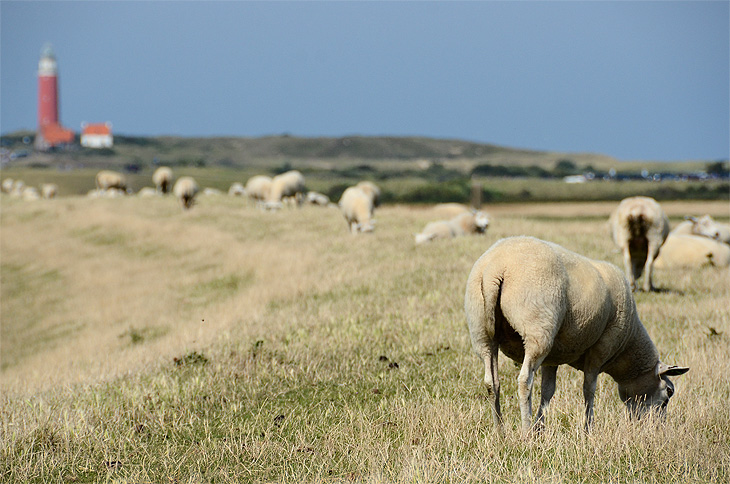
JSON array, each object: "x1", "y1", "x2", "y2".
[
  {"x1": 621, "y1": 246, "x2": 636, "y2": 291},
  {"x1": 517, "y1": 352, "x2": 547, "y2": 435},
  {"x1": 481, "y1": 344, "x2": 503, "y2": 434},
  {"x1": 535, "y1": 365, "x2": 558, "y2": 431},
  {"x1": 582, "y1": 371, "x2": 599, "y2": 431},
  {"x1": 642, "y1": 240, "x2": 661, "y2": 292}
]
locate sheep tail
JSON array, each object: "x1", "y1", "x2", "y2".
[{"x1": 465, "y1": 265, "x2": 503, "y2": 356}]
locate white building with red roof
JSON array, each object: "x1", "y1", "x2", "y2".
[{"x1": 80, "y1": 122, "x2": 113, "y2": 148}]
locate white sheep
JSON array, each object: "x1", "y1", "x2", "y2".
[
  {"x1": 95, "y1": 170, "x2": 127, "y2": 192},
  {"x1": 228, "y1": 182, "x2": 246, "y2": 197},
  {"x1": 305, "y1": 191, "x2": 331, "y2": 206},
  {"x1": 654, "y1": 234, "x2": 730, "y2": 269},
  {"x1": 430, "y1": 202, "x2": 470, "y2": 219},
  {"x1": 465, "y1": 236, "x2": 689, "y2": 434},
  {"x1": 22, "y1": 186, "x2": 41, "y2": 201},
  {"x1": 137, "y1": 187, "x2": 159, "y2": 198},
  {"x1": 339, "y1": 186, "x2": 375, "y2": 234},
  {"x1": 355, "y1": 181, "x2": 381, "y2": 207},
  {"x1": 9, "y1": 180, "x2": 25, "y2": 198},
  {"x1": 609, "y1": 196, "x2": 669, "y2": 292},
  {"x1": 1, "y1": 178, "x2": 14, "y2": 193},
  {"x1": 41, "y1": 183, "x2": 58, "y2": 199},
  {"x1": 173, "y1": 176, "x2": 199, "y2": 210},
  {"x1": 415, "y1": 210, "x2": 489, "y2": 244},
  {"x1": 266, "y1": 170, "x2": 306, "y2": 208},
  {"x1": 245, "y1": 175, "x2": 273, "y2": 204},
  {"x1": 670, "y1": 215, "x2": 729, "y2": 245},
  {"x1": 152, "y1": 166, "x2": 174, "y2": 194}
]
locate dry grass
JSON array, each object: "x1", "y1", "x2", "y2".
[{"x1": 1, "y1": 195, "x2": 728, "y2": 483}]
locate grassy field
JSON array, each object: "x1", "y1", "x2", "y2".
[{"x1": 1, "y1": 194, "x2": 729, "y2": 483}]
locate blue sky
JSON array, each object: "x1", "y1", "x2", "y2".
[{"x1": 1, "y1": 1, "x2": 728, "y2": 161}]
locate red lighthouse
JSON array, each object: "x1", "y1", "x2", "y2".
[{"x1": 36, "y1": 43, "x2": 74, "y2": 150}]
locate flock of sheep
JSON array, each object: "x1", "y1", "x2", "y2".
[
  {"x1": 1, "y1": 178, "x2": 57, "y2": 201},
  {"x1": 3, "y1": 167, "x2": 727, "y2": 434}
]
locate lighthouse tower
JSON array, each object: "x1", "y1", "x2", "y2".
[{"x1": 35, "y1": 43, "x2": 74, "y2": 150}]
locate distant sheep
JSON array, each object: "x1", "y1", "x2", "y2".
[
  {"x1": 355, "y1": 181, "x2": 381, "y2": 207},
  {"x1": 245, "y1": 175, "x2": 273, "y2": 204},
  {"x1": 305, "y1": 191, "x2": 331, "y2": 206},
  {"x1": 152, "y1": 166, "x2": 174, "y2": 194},
  {"x1": 22, "y1": 186, "x2": 40, "y2": 201},
  {"x1": 465, "y1": 236, "x2": 689, "y2": 434},
  {"x1": 41, "y1": 183, "x2": 58, "y2": 199},
  {"x1": 137, "y1": 187, "x2": 159, "y2": 198},
  {"x1": 1, "y1": 178, "x2": 14, "y2": 193},
  {"x1": 228, "y1": 182, "x2": 246, "y2": 197},
  {"x1": 95, "y1": 170, "x2": 127, "y2": 192},
  {"x1": 654, "y1": 234, "x2": 730, "y2": 269},
  {"x1": 266, "y1": 170, "x2": 306, "y2": 208},
  {"x1": 415, "y1": 210, "x2": 489, "y2": 244},
  {"x1": 173, "y1": 176, "x2": 199, "y2": 210},
  {"x1": 609, "y1": 196, "x2": 669, "y2": 292},
  {"x1": 430, "y1": 202, "x2": 470, "y2": 219},
  {"x1": 339, "y1": 186, "x2": 375, "y2": 234},
  {"x1": 671, "y1": 215, "x2": 729, "y2": 245}
]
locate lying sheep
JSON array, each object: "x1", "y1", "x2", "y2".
[
  {"x1": 355, "y1": 181, "x2": 381, "y2": 207},
  {"x1": 415, "y1": 210, "x2": 489, "y2": 244},
  {"x1": 305, "y1": 191, "x2": 331, "y2": 206},
  {"x1": 609, "y1": 196, "x2": 669, "y2": 292},
  {"x1": 266, "y1": 170, "x2": 306, "y2": 208},
  {"x1": 137, "y1": 187, "x2": 159, "y2": 198},
  {"x1": 339, "y1": 186, "x2": 375, "y2": 233},
  {"x1": 671, "y1": 215, "x2": 729, "y2": 245},
  {"x1": 96, "y1": 170, "x2": 127, "y2": 192},
  {"x1": 654, "y1": 234, "x2": 730, "y2": 269},
  {"x1": 465, "y1": 236, "x2": 689, "y2": 434},
  {"x1": 228, "y1": 182, "x2": 246, "y2": 197},
  {"x1": 22, "y1": 186, "x2": 40, "y2": 201},
  {"x1": 430, "y1": 202, "x2": 470, "y2": 219},
  {"x1": 173, "y1": 176, "x2": 199, "y2": 210},
  {"x1": 245, "y1": 175, "x2": 272, "y2": 204},
  {"x1": 152, "y1": 166, "x2": 173, "y2": 194},
  {"x1": 41, "y1": 183, "x2": 58, "y2": 199}
]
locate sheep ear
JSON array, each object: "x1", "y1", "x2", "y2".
[{"x1": 657, "y1": 362, "x2": 690, "y2": 377}]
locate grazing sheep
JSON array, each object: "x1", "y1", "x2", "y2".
[
  {"x1": 95, "y1": 170, "x2": 127, "y2": 192},
  {"x1": 465, "y1": 236, "x2": 689, "y2": 434},
  {"x1": 1, "y1": 178, "x2": 14, "y2": 193},
  {"x1": 266, "y1": 170, "x2": 306, "y2": 208},
  {"x1": 339, "y1": 186, "x2": 375, "y2": 234},
  {"x1": 305, "y1": 191, "x2": 331, "y2": 206},
  {"x1": 41, "y1": 183, "x2": 58, "y2": 199},
  {"x1": 152, "y1": 166, "x2": 174, "y2": 194},
  {"x1": 245, "y1": 175, "x2": 273, "y2": 204},
  {"x1": 173, "y1": 176, "x2": 199, "y2": 210},
  {"x1": 609, "y1": 196, "x2": 669, "y2": 292},
  {"x1": 228, "y1": 182, "x2": 246, "y2": 197},
  {"x1": 415, "y1": 210, "x2": 489, "y2": 244},
  {"x1": 654, "y1": 234, "x2": 730, "y2": 269},
  {"x1": 355, "y1": 180, "x2": 381, "y2": 207}
]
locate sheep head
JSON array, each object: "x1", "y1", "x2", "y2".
[{"x1": 618, "y1": 362, "x2": 689, "y2": 419}]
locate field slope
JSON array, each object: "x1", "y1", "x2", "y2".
[{"x1": 1, "y1": 195, "x2": 729, "y2": 483}]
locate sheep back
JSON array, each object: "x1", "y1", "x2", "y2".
[{"x1": 654, "y1": 234, "x2": 730, "y2": 268}]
